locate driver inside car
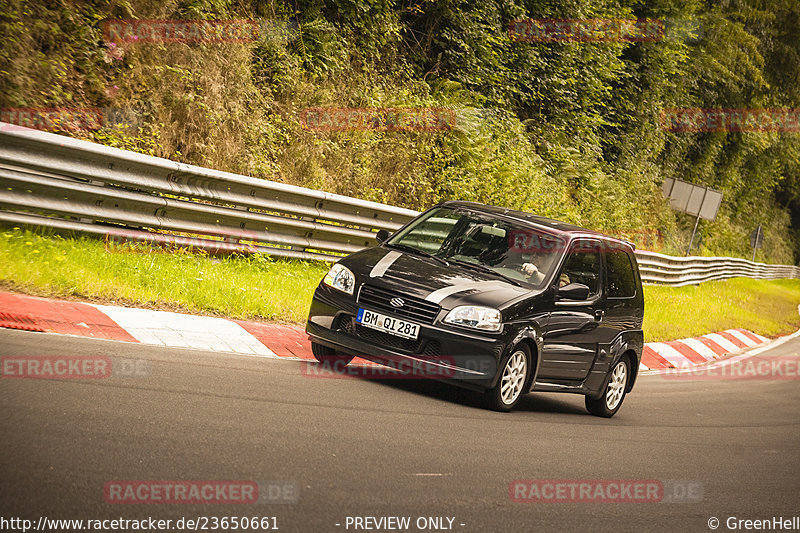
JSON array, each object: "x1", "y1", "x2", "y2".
[{"x1": 507, "y1": 252, "x2": 546, "y2": 285}]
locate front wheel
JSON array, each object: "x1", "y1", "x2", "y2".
[
  {"x1": 585, "y1": 357, "x2": 629, "y2": 418},
  {"x1": 311, "y1": 342, "x2": 354, "y2": 367},
  {"x1": 484, "y1": 345, "x2": 532, "y2": 412}
]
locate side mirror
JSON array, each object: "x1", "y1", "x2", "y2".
[
  {"x1": 557, "y1": 282, "x2": 590, "y2": 300},
  {"x1": 375, "y1": 229, "x2": 391, "y2": 244}
]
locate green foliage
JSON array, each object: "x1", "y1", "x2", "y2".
[{"x1": 0, "y1": 0, "x2": 798, "y2": 263}]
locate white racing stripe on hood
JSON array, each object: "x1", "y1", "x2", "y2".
[
  {"x1": 425, "y1": 280, "x2": 511, "y2": 304},
  {"x1": 369, "y1": 251, "x2": 403, "y2": 278}
]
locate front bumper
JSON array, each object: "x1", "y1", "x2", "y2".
[{"x1": 306, "y1": 285, "x2": 508, "y2": 390}]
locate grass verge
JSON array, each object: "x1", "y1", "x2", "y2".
[
  {"x1": 1, "y1": 227, "x2": 799, "y2": 340},
  {"x1": 0, "y1": 227, "x2": 329, "y2": 323},
  {"x1": 643, "y1": 278, "x2": 800, "y2": 342}
]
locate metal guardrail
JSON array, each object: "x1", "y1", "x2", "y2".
[
  {"x1": 0, "y1": 123, "x2": 417, "y2": 262},
  {"x1": 634, "y1": 250, "x2": 799, "y2": 286},
  {"x1": 1, "y1": 123, "x2": 798, "y2": 284}
]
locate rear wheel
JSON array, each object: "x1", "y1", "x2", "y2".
[
  {"x1": 311, "y1": 342, "x2": 354, "y2": 367},
  {"x1": 585, "y1": 357, "x2": 629, "y2": 418},
  {"x1": 484, "y1": 345, "x2": 531, "y2": 412}
]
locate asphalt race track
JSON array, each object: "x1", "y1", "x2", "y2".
[{"x1": 1, "y1": 328, "x2": 799, "y2": 533}]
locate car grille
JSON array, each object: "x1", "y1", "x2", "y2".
[
  {"x1": 422, "y1": 340, "x2": 441, "y2": 357},
  {"x1": 333, "y1": 313, "x2": 440, "y2": 356},
  {"x1": 357, "y1": 284, "x2": 440, "y2": 323},
  {"x1": 336, "y1": 314, "x2": 355, "y2": 334}
]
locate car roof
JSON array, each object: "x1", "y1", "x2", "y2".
[{"x1": 440, "y1": 201, "x2": 634, "y2": 249}]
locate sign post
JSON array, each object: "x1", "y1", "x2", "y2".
[
  {"x1": 686, "y1": 188, "x2": 706, "y2": 256},
  {"x1": 750, "y1": 225, "x2": 764, "y2": 262}
]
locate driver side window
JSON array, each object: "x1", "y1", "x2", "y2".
[{"x1": 559, "y1": 240, "x2": 602, "y2": 297}]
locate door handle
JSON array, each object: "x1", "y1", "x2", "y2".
[{"x1": 594, "y1": 309, "x2": 604, "y2": 321}]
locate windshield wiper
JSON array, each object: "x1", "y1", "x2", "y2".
[
  {"x1": 448, "y1": 259, "x2": 523, "y2": 286},
  {"x1": 386, "y1": 243, "x2": 450, "y2": 267}
]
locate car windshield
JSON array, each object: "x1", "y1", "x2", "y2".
[{"x1": 386, "y1": 206, "x2": 565, "y2": 289}]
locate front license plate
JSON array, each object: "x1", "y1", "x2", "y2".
[{"x1": 356, "y1": 308, "x2": 420, "y2": 340}]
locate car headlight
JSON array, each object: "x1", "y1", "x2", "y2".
[
  {"x1": 323, "y1": 263, "x2": 355, "y2": 295},
  {"x1": 443, "y1": 306, "x2": 502, "y2": 332}
]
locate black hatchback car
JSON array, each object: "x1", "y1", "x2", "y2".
[{"x1": 306, "y1": 201, "x2": 644, "y2": 416}]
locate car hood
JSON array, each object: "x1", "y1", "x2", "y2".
[{"x1": 341, "y1": 246, "x2": 536, "y2": 310}]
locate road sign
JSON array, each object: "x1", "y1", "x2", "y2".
[
  {"x1": 662, "y1": 178, "x2": 724, "y2": 255},
  {"x1": 662, "y1": 177, "x2": 723, "y2": 221}
]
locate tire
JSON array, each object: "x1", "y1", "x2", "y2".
[
  {"x1": 484, "y1": 344, "x2": 532, "y2": 412},
  {"x1": 585, "y1": 357, "x2": 630, "y2": 418},
  {"x1": 311, "y1": 342, "x2": 354, "y2": 367}
]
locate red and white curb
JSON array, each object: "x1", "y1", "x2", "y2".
[
  {"x1": 640, "y1": 329, "x2": 768, "y2": 371},
  {"x1": 92, "y1": 304, "x2": 278, "y2": 357},
  {"x1": 0, "y1": 292, "x2": 776, "y2": 371},
  {"x1": 0, "y1": 292, "x2": 313, "y2": 360},
  {"x1": 643, "y1": 326, "x2": 800, "y2": 376}
]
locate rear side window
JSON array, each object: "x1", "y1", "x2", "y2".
[{"x1": 606, "y1": 250, "x2": 636, "y2": 298}]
